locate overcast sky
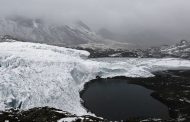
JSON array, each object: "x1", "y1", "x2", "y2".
[{"x1": 0, "y1": 0, "x2": 190, "y2": 47}]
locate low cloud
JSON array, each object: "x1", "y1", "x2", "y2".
[{"x1": 0, "y1": 0, "x2": 190, "y2": 47}]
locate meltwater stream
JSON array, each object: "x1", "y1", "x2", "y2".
[{"x1": 81, "y1": 78, "x2": 170, "y2": 121}]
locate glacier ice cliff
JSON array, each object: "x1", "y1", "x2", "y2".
[{"x1": 1, "y1": 41, "x2": 190, "y2": 116}]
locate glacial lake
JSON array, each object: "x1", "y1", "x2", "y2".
[{"x1": 81, "y1": 78, "x2": 170, "y2": 121}]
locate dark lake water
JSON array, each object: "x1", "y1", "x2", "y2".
[{"x1": 81, "y1": 78, "x2": 170, "y2": 121}]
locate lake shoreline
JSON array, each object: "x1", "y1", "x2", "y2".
[
  {"x1": 0, "y1": 70, "x2": 190, "y2": 122},
  {"x1": 80, "y1": 70, "x2": 190, "y2": 121}
]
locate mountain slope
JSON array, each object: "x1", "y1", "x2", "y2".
[
  {"x1": 83, "y1": 40, "x2": 190, "y2": 59},
  {"x1": 160, "y1": 40, "x2": 190, "y2": 58},
  {"x1": 0, "y1": 16, "x2": 129, "y2": 49}
]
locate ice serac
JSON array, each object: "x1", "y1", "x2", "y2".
[{"x1": 1, "y1": 41, "x2": 190, "y2": 116}]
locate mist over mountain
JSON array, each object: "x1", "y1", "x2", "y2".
[
  {"x1": 1, "y1": 1, "x2": 190, "y2": 121},
  {"x1": 0, "y1": 16, "x2": 130, "y2": 49},
  {"x1": 97, "y1": 28, "x2": 116, "y2": 41},
  {"x1": 0, "y1": 0, "x2": 190, "y2": 48}
]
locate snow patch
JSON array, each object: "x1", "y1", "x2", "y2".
[{"x1": 57, "y1": 117, "x2": 77, "y2": 122}]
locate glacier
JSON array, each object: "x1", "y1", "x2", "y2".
[{"x1": 1, "y1": 41, "x2": 190, "y2": 116}]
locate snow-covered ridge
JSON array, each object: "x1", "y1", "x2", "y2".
[{"x1": 1, "y1": 41, "x2": 190, "y2": 116}]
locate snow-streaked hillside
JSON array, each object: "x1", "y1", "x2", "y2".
[
  {"x1": 0, "y1": 16, "x2": 129, "y2": 49},
  {"x1": 160, "y1": 40, "x2": 190, "y2": 58},
  {"x1": 1, "y1": 41, "x2": 190, "y2": 116}
]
